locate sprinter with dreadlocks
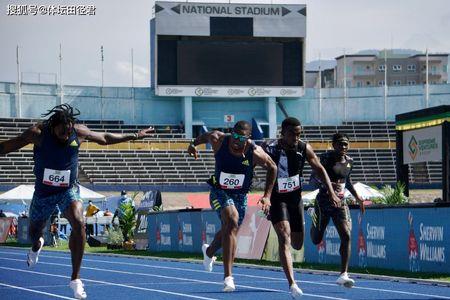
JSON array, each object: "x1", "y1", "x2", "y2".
[{"x1": 0, "y1": 104, "x2": 154, "y2": 299}]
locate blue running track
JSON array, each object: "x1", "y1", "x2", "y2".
[{"x1": 0, "y1": 248, "x2": 449, "y2": 300}]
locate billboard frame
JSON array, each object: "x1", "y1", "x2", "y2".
[{"x1": 395, "y1": 105, "x2": 450, "y2": 202}]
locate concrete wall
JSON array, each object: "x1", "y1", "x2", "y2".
[{"x1": 1, "y1": 81, "x2": 449, "y2": 126}]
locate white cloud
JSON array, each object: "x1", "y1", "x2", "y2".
[
  {"x1": 115, "y1": 61, "x2": 149, "y2": 86},
  {"x1": 86, "y1": 70, "x2": 100, "y2": 83},
  {"x1": 1, "y1": 0, "x2": 449, "y2": 86},
  {"x1": 401, "y1": 34, "x2": 448, "y2": 53}
]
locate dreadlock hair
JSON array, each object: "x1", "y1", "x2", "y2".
[{"x1": 42, "y1": 104, "x2": 80, "y2": 131}]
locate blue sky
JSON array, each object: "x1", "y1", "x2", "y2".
[{"x1": 0, "y1": 0, "x2": 449, "y2": 86}]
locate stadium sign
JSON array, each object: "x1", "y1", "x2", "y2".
[
  {"x1": 157, "y1": 86, "x2": 304, "y2": 98},
  {"x1": 402, "y1": 125, "x2": 442, "y2": 164},
  {"x1": 154, "y1": 1, "x2": 306, "y2": 37},
  {"x1": 152, "y1": 1, "x2": 306, "y2": 97},
  {"x1": 172, "y1": 4, "x2": 289, "y2": 16}
]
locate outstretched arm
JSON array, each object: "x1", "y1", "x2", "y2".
[
  {"x1": 76, "y1": 124, "x2": 154, "y2": 145},
  {"x1": 306, "y1": 144, "x2": 341, "y2": 207},
  {"x1": 0, "y1": 125, "x2": 41, "y2": 156},
  {"x1": 187, "y1": 130, "x2": 225, "y2": 159},
  {"x1": 253, "y1": 145, "x2": 277, "y2": 214}
]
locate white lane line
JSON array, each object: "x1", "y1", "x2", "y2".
[
  {"x1": 0, "y1": 257, "x2": 350, "y2": 300},
  {"x1": 0, "y1": 266, "x2": 218, "y2": 300},
  {"x1": 5, "y1": 250, "x2": 450, "y2": 300},
  {"x1": 351, "y1": 286, "x2": 450, "y2": 299},
  {"x1": 25, "y1": 280, "x2": 282, "y2": 289},
  {"x1": 0, "y1": 282, "x2": 76, "y2": 299},
  {"x1": 4, "y1": 251, "x2": 450, "y2": 300},
  {"x1": 0, "y1": 250, "x2": 295, "y2": 280}
]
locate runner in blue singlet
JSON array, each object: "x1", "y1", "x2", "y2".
[
  {"x1": 187, "y1": 120, "x2": 277, "y2": 292},
  {"x1": 0, "y1": 104, "x2": 153, "y2": 299}
]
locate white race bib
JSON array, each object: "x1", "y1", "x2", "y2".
[
  {"x1": 219, "y1": 172, "x2": 245, "y2": 190},
  {"x1": 43, "y1": 168, "x2": 70, "y2": 187},
  {"x1": 277, "y1": 174, "x2": 300, "y2": 193}
]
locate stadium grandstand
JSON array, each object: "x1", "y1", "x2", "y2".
[{"x1": 0, "y1": 116, "x2": 442, "y2": 189}]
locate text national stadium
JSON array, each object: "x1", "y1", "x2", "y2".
[{"x1": 0, "y1": 1, "x2": 450, "y2": 300}]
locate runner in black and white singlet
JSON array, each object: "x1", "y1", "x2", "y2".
[
  {"x1": 187, "y1": 120, "x2": 277, "y2": 292},
  {"x1": 263, "y1": 117, "x2": 340, "y2": 298},
  {"x1": 0, "y1": 104, "x2": 154, "y2": 299},
  {"x1": 309, "y1": 132, "x2": 365, "y2": 288}
]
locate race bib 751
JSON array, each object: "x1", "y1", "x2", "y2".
[{"x1": 277, "y1": 174, "x2": 300, "y2": 193}]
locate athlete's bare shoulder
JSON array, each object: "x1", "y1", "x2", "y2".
[
  {"x1": 23, "y1": 123, "x2": 43, "y2": 144},
  {"x1": 210, "y1": 131, "x2": 226, "y2": 152}
]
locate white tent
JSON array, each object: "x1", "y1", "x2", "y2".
[
  {"x1": 302, "y1": 182, "x2": 384, "y2": 204},
  {"x1": 0, "y1": 184, "x2": 105, "y2": 204},
  {"x1": 77, "y1": 185, "x2": 106, "y2": 202},
  {"x1": 0, "y1": 185, "x2": 34, "y2": 205}
]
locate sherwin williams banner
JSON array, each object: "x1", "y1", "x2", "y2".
[
  {"x1": 148, "y1": 210, "x2": 214, "y2": 253},
  {"x1": 148, "y1": 208, "x2": 270, "y2": 259},
  {"x1": 147, "y1": 205, "x2": 450, "y2": 273},
  {"x1": 148, "y1": 211, "x2": 176, "y2": 252},
  {"x1": 200, "y1": 210, "x2": 221, "y2": 248},
  {"x1": 175, "y1": 211, "x2": 203, "y2": 252},
  {"x1": 304, "y1": 206, "x2": 450, "y2": 273}
]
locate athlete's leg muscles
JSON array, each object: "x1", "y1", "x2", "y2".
[
  {"x1": 332, "y1": 207, "x2": 352, "y2": 274},
  {"x1": 29, "y1": 220, "x2": 46, "y2": 252},
  {"x1": 64, "y1": 200, "x2": 86, "y2": 281},
  {"x1": 220, "y1": 205, "x2": 239, "y2": 278},
  {"x1": 274, "y1": 220, "x2": 295, "y2": 286},
  {"x1": 206, "y1": 229, "x2": 222, "y2": 257}
]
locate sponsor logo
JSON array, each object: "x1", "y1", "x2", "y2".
[
  {"x1": 407, "y1": 134, "x2": 439, "y2": 161},
  {"x1": 408, "y1": 136, "x2": 418, "y2": 161},
  {"x1": 227, "y1": 88, "x2": 244, "y2": 96},
  {"x1": 280, "y1": 89, "x2": 297, "y2": 96},
  {"x1": 195, "y1": 88, "x2": 204, "y2": 96},
  {"x1": 357, "y1": 213, "x2": 367, "y2": 268},
  {"x1": 248, "y1": 88, "x2": 257, "y2": 96},
  {"x1": 165, "y1": 88, "x2": 183, "y2": 95},
  {"x1": 408, "y1": 212, "x2": 420, "y2": 272}
]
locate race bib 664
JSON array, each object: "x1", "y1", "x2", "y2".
[{"x1": 43, "y1": 168, "x2": 70, "y2": 187}]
